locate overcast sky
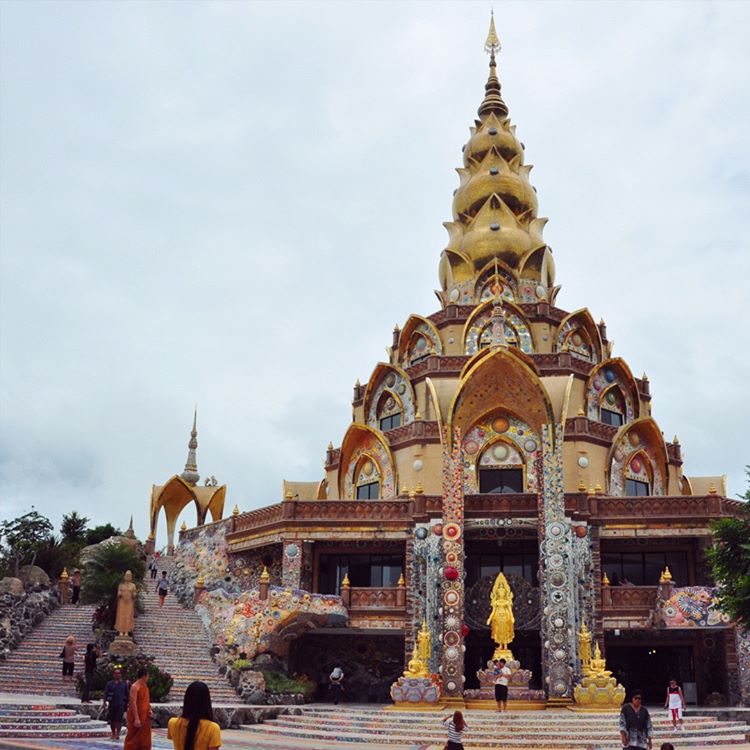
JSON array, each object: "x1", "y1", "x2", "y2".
[{"x1": 1, "y1": 1, "x2": 748, "y2": 547}]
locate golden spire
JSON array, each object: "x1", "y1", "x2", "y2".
[
  {"x1": 659, "y1": 566, "x2": 673, "y2": 583},
  {"x1": 478, "y1": 11, "x2": 508, "y2": 119},
  {"x1": 484, "y1": 9, "x2": 500, "y2": 54}
]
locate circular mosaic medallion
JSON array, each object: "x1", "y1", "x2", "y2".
[
  {"x1": 550, "y1": 571, "x2": 567, "y2": 588},
  {"x1": 362, "y1": 461, "x2": 374, "y2": 477},
  {"x1": 554, "y1": 649, "x2": 566, "y2": 660},
  {"x1": 592, "y1": 375, "x2": 603, "y2": 391},
  {"x1": 629, "y1": 432, "x2": 641, "y2": 447},
  {"x1": 443, "y1": 523, "x2": 461, "y2": 541},
  {"x1": 553, "y1": 616, "x2": 565, "y2": 628},
  {"x1": 548, "y1": 523, "x2": 563, "y2": 537},
  {"x1": 415, "y1": 527, "x2": 428, "y2": 540},
  {"x1": 385, "y1": 373, "x2": 396, "y2": 387},
  {"x1": 551, "y1": 590, "x2": 565, "y2": 604},
  {"x1": 444, "y1": 630, "x2": 460, "y2": 647},
  {"x1": 630, "y1": 456, "x2": 642, "y2": 473},
  {"x1": 524, "y1": 438, "x2": 538, "y2": 453},
  {"x1": 572, "y1": 333, "x2": 582, "y2": 346},
  {"x1": 397, "y1": 383, "x2": 407, "y2": 395},
  {"x1": 285, "y1": 544, "x2": 299, "y2": 559},
  {"x1": 552, "y1": 632, "x2": 565, "y2": 644},
  {"x1": 464, "y1": 440, "x2": 479, "y2": 455},
  {"x1": 492, "y1": 443, "x2": 510, "y2": 461},
  {"x1": 445, "y1": 551, "x2": 458, "y2": 564},
  {"x1": 432, "y1": 523, "x2": 443, "y2": 536},
  {"x1": 444, "y1": 590, "x2": 459, "y2": 607},
  {"x1": 577, "y1": 456, "x2": 589, "y2": 468},
  {"x1": 445, "y1": 616, "x2": 459, "y2": 630},
  {"x1": 549, "y1": 553, "x2": 564, "y2": 569},
  {"x1": 413, "y1": 459, "x2": 423, "y2": 472},
  {"x1": 604, "y1": 368, "x2": 615, "y2": 383},
  {"x1": 492, "y1": 417, "x2": 510, "y2": 433},
  {"x1": 445, "y1": 647, "x2": 459, "y2": 661},
  {"x1": 574, "y1": 525, "x2": 588, "y2": 538},
  {"x1": 445, "y1": 680, "x2": 457, "y2": 692},
  {"x1": 554, "y1": 682, "x2": 567, "y2": 695},
  {"x1": 449, "y1": 288, "x2": 460, "y2": 302},
  {"x1": 606, "y1": 391, "x2": 616, "y2": 405}
]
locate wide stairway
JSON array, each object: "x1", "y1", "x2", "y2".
[
  {"x1": 0, "y1": 603, "x2": 96, "y2": 696},
  {"x1": 241, "y1": 705, "x2": 750, "y2": 749},
  {"x1": 135, "y1": 570, "x2": 237, "y2": 703},
  {"x1": 0, "y1": 704, "x2": 110, "y2": 739}
]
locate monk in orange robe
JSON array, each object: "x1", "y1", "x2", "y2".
[{"x1": 124, "y1": 667, "x2": 151, "y2": 750}]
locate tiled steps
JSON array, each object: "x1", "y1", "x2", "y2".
[
  {"x1": 241, "y1": 707, "x2": 750, "y2": 749},
  {"x1": 0, "y1": 705, "x2": 110, "y2": 738},
  {"x1": 134, "y1": 583, "x2": 237, "y2": 703},
  {"x1": 0, "y1": 605, "x2": 97, "y2": 696}
]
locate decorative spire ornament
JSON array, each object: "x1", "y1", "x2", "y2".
[
  {"x1": 479, "y1": 10, "x2": 508, "y2": 118},
  {"x1": 180, "y1": 406, "x2": 200, "y2": 486}
]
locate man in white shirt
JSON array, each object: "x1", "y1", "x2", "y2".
[{"x1": 493, "y1": 658, "x2": 512, "y2": 712}]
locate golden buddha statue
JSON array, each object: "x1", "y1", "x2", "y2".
[
  {"x1": 417, "y1": 620, "x2": 431, "y2": 664},
  {"x1": 403, "y1": 642, "x2": 429, "y2": 678},
  {"x1": 578, "y1": 621, "x2": 593, "y2": 675},
  {"x1": 573, "y1": 640, "x2": 625, "y2": 710},
  {"x1": 486, "y1": 572, "x2": 515, "y2": 661}
]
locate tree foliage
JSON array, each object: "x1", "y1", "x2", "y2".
[
  {"x1": 85, "y1": 523, "x2": 123, "y2": 546},
  {"x1": 61, "y1": 511, "x2": 89, "y2": 543},
  {"x1": 0, "y1": 510, "x2": 54, "y2": 576},
  {"x1": 707, "y1": 466, "x2": 750, "y2": 629},
  {"x1": 81, "y1": 543, "x2": 146, "y2": 629}
]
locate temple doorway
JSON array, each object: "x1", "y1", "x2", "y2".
[{"x1": 289, "y1": 630, "x2": 403, "y2": 703}]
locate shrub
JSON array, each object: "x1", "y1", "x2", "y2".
[
  {"x1": 261, "y1": 669, "x2": 315, "y2": 696},
  {"x1": 76, "y1": 655, "x2": 173, "y2": 703},
  {"x1": 232, "y1": 659, "x2": 252, "y2": 670}
]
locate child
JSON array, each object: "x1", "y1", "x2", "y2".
[{"x1": 664, "y1": 677, "x2": 685, "y2": 732}]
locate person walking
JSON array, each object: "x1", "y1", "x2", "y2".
[
  {"x1": 149, "y1": 560, "x2": 157, "y2": 580},
  {"x1": 619, "y1": 690, "x2": 653, "y2": 750},
  {"x1": 664, "y1": 678, "x2": 685, "y2": 732},
  {"x1": 80, "y1": 643, "x2": 98, "y2": 702},
  {"x1": 103, "y1": 668, "x2": 129, "y2": 740},
  {"x1": 70, "y1": 569, "x2": 81, "y2": 605},
  {"x1": 124, "y1": 666, "x2": 152, "y2": 750},
  {"x1": 328, "y1": 666, "x2": 344, "y2": 705},
  {"x1": 156, "y1": 571, "x2": 169, "y2": 608},
  {"x1": 59, "y1": 635, "x2": 76, "y2": 683},
  {"x1": 493, "y1": 658, "x2": 511, "y2": 712},
  {"x1": 167, "y1": 681, "x2": 222, "y2": 750},
  {"x1": 442, "y1": 710, "x2": 468, "y2": 750}
]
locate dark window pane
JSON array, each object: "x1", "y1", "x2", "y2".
[
  {"x1": 665, "y1": 552, "x2": 689, "y2": 585},
  {"x1": 356, "y1": 481, "x2": 379, "y2": 499},
  {"x1": 479, "y1": 468, "x2": 524, "y2": 494},
  {"x1": 621, "y1": 552, "x2": 643, "y2": 584},
  {"x1": 379, "y1": 413, "x2": 402, "y2": 432},
  {"x1": 601, "y1": 408, "x2": 624, "y2": 426},
  {"x1": 625, "y1": 479, "x2": 650, "y2": 496},
  {"x1": 643, "y1": 553, "x2": 663, "y2": 585}
]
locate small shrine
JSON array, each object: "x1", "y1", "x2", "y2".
[{"x1": 572, "y1": 623, "x2": 625, "y2": 711}]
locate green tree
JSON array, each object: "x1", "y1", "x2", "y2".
[
  {"x1": 81, "y1": 542, "x2": 145, "y2": 629},
  {"x1": 85, "y1": 523, "x2": 122, "y2": 546},
  {"x1": 0, "y1": 510, "x2": 54, "y2": 576},
  {"x1": 706, "y1": 466, "x2": 750, "y2": 629},
  {"x1": 60, "y1": 511, "x2": 89, "y2": 543}
]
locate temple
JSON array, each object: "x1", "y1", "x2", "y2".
[{"x1": 165, "y1": 16, "x2": 749, "y2": 707}]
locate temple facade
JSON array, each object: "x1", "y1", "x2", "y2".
[{"x1": 169, "y1": 18, "x2": 749, "y2": 707}]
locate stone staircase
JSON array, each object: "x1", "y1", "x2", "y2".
[
  {"x1": 0, "y1": 603, "x2": 96, "y2": 696},
  {"x1": 241, "y1": 705, "x2": 750, "y2": 749},
  {"x1": 135, "y1": 569, "x2": 237, "y2": 703},
  {"x1": 0, "y1": 704, "x2": 110, "y2": 739}
]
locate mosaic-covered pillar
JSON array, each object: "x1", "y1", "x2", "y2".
[
  {"x1": 539, "y1": 423, "x2": 577, "y2": 699},
  {"x1": 281, "y1": 540, "x2": 303, "y2": 589},
  {"x1": 439, "y1": 429, "x2": 466, "y2": 700},
  {"x1": 736, "y1": 626, "x2": 750, "y2": 706},
  {"x1": 573, "y1": 525, "x2": 595, "y2": 659},
  {"x1": 412, "y1": 526, "x2": 443, "y2": 674}
]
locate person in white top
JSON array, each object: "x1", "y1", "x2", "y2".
[
  {"x1": 493, "y1": 658, "x2": 512, "y2": 712},
  {"x1": 442, "y1": 710, "x2": 468, "y2": 750},
  {"x1": 664, "y1": 678, "x2": 685, "y2": 732}
]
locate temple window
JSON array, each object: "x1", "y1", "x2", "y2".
[
  {"x1": 356, "y1": 480, "x2": 379, "y2": 500},
  {"x1": 479, "y1": 468, "x2": 524, "y2": 494},
  {"x1": 376, "y1": 393, "x2": 402, "y2": 432},
  {"x1": 600, "y1": 387, "x2": 626, "y2": 426},
  {"x1": 478, "y1": 322, "x2": 519, "y2": 350},
  {"x1": 601, "y1": 408, "x2": 624, "y2": 427},
  {"x1": 465, "y1": 552, "x2": 538, "y2": 586},
  {"x1": 601, "y1": 550, "x2": 689, "y2": 586},
  {"x1": 409, "y1": 335, "x2": 431, "y2": 365},
  {"x1": 318, "y1": 553, "x2": 404, "y2": 594},
  {"x1": 625, "y1": 478, "x2": 650, "y2": 496}
]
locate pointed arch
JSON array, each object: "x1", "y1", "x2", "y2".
[
  {"x1": 585, "y1": 358, "x2": 640, "y2": 424},
  {"x1": 397, "y1": 315, "x2": 443, "y2": 367},
  {"x1": 473, "y1": 258, "x2": 518, "y2": 303},
  {"x1": 462, "y1": 299, "x2": 535, "y2": 355},
  {"x1": 338, "y1": 424, "x2": 397, "y2": 500},
  {"x1": 448, "y1": 347, "x2": 555, "y2": 449},
  {"x1": 518, "y1": 245, "x2": 555, "y2": 296},
  {"x1": 555, "y1": 308, "x2": 603, "y2": 364},
  {"x1": 606, "y1": 418, "x2": 669, "y2": 496},
  {"x1": 363, "y1": 363, "x2": 416, "y2": 430}
]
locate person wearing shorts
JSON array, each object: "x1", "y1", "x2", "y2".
[
  {"x1": 156, "y1": 571, "x2": 169, "y2": 608},
  {"x1": 493, "y1": 658, "x2": 511, "y2": 712},
  {"x1": 664, "y1": 678, "x2": 685, "y2": 732}
]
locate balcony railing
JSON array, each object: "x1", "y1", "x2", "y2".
[
  {"x1": 339, "y1": 585, "x2": 406, "y2": 615},
  {"x1": 602, "y1": 585, "x2": 657, "y2": 612}
]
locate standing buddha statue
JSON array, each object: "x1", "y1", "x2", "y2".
[{"x1": 486, "y1": 572, "x2": 515, "y2": 661}]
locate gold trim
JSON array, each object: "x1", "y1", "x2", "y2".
[
  {"x1": 585, "y1": 357, "x2": 640, "y2": 420},
  {"x1": 424, "y1": 377, "x2": 445, "y2": 444},
  {"x1": 461, "y1": 298, "x2": 537, "y2": 355},
  {"x1": 555, "y1": 308, "x2": 604, "y2": 363},
  {"x1": 338, "y1": 423, "x2": 398, "y2": 500},
  {"x1": 362, "y1": 362, "x2": 416, "y2": 424},
  {"x1": 397, "y1": 314, "x2": 443, "y2": 365}
]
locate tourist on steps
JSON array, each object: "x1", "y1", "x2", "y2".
[
  {"x1": 442, "y1": 710, "x2": 468, "y2": 750},
  {"x1": 664, "y1": 678, "x2": 685, "y2": 732},
  {"x1": 103, "y1": 668, "x2": 129, "y2": 740},
  {"x1": 619, "y1": 689, "x2": 653, "y2": 750},
  {"x1": 156, "y1": 571, "x2": 169, "y2": 608},
  {"x1": 80, "y1": 643, "x2": 99, "y2": 702},
  {"x1": 328, "y1": 666, "x2": 344, "y2": 705},
  {"x1": 493, "y1": 658, "x2": 511, "y2": 712},
  {"x1": 149, "y1": 560, "x2": 158, "y2": 580},
  {"x1": 124, "y1": 666, "x2": 152, "y2": 750},
  {"x1": 70, "y1": 569, "x2": 81, "y2": 605},
  {"x1": 59, "y1": 635, "x2": 76, "y2": 683},
  {"x1": 167, "y1": 681, "x2": 222, "y2": 750}
]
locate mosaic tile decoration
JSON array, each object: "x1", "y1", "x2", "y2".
[
  {"x1": 342, "y1": 433, "x2": 396, "y2": 500},
  {"x1": 555, "y1": 315, "x2": 600, "y2": 364},
  {"x1": 464, "y1": 305, "x2": 533, "y2": 355},
  {"x1": 609, "y1": 426, "x2": 665, "y2": 496},
  {"x1": 366, "y1": 368, "x2": 416, "y2": 429}
]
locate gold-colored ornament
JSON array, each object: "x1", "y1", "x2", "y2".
[{"x1": 486, "y1": 572, "x2": 515, "y2": 661}]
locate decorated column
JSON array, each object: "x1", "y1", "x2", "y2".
[
  {"x1": 539, "y1": 423, "x2": 577, "y2": 700},
  {"x1": 281, "y1": 540, "x2": 303, "y2": 589},
  {"x1": 439, "y1": 429, "x2": 466, "y2": 701}
]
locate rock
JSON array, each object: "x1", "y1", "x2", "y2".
[
  {"x1": 237, "y1": 670, "x2": 266, "y2": 704},
  {"x1": 0, "y1": 578, "x2": 24, "y2": 597},
  {"x1": 18, "y1": 565, "x2": 50, "y2": 588}
]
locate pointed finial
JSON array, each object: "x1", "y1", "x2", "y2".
[
  {"x1": 578, "y1": 479, "x2": 587, "y2": 492},
  {"x1": 125, "y1": 516, "x2": 135, "y2": 539},
  {"x1": 180, "y1": 406, "x2": 200, "y2": 486},
  {"x1": 673, "y1": 435, "x2": 679, "y2": 444},
  {"x1": 708, "y1": 484, "x2": 717, "y2": 495},
  {"x1": 341, "y1": 573, "x2": 350, "y2": 587},
  {"x1": 659, "y1": 566, "x2": 673, "y2": 583},
  {"x1": 232, "y1": 504, "x2": 240, "y2": 516},
  {"x1": 401, "y1": 483, "x2": 409, "y2": 496},
  {"x1": 484, "y1": 10, "x2": 500, "y2": 55},
  {"x1": 397, "y1": 573, "x2": 405, "y2": 586},
  {"x1": 602, "y1": 572, "x2": 610, "y2": 586},
  {"x1": 260, "y1": 566, "x2": 270, "y2": 582},
  {"x1": 60, "y1": 567, "x2": 69, "y2": 580},
  {"x1": 327, "y1": 441, "x2": 334, "y2": 451},
  {"x1": 180, "y1": 521, "x2": 187, "y2": 532}
]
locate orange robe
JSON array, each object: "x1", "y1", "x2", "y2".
[{"x1": 124, "y1": 679, "x2": 151, "y2": 750}]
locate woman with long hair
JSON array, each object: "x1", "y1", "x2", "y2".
[
  {"x1": 167, "y1": 681, "x2": 221, "y2": 750},
  {"x1": 442, "y1": 710, "x2": 468, "y2": 750}
]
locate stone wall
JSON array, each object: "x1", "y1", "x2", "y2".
[{"x1": 0, "y1": 575, "x2": 58, "y2": 656}]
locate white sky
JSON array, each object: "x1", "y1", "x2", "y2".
[{"x1": 1, "y1": 1, "x2": 749, "y2": 548}]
